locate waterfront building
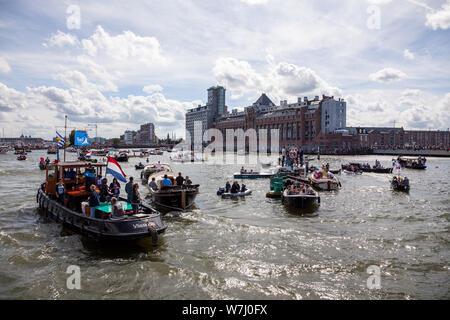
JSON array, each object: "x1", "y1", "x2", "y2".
[
  {"x1": 138, "y1": 123, "x2": 155, "y2": 145},
  {"x1": 185, "y1": 86, "x2": 227, "y2": 146}
]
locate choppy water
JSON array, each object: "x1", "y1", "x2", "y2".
[{"x1": 0, "y1": 150, "x2": 448, "y2": 299}]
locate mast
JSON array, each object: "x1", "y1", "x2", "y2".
[{"x1": 64, "y1": 115, "x2": 67, "y2": 162}]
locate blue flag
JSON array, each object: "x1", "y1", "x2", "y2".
[{"x1": 74, "y1": 131, "x2": 91, "y2": 146}]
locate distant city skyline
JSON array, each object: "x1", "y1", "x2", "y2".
[{"x1": 0, "y1": 0, "x2": 449, "y2": 140}]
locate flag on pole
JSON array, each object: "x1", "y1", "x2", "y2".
[
  {"x1": 56, "y1": 131, "x2": 65, "y2": 147},
  {"x1": 106, "y1": 156, "x2": 127, "y2": 183}
]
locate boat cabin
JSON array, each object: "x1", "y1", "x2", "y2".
[{"x1": 44, "y1": 162, "x2": 106, "y2": 211}]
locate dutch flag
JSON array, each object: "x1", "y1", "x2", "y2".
[{"x1": 106, "y1": 156, "x2": 127, "y2": 183}]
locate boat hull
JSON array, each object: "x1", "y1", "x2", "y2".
[
  {"x1": 282, "y1": 192, "x2": 320, "y2": 209},
  {"x1": 150, "y1": 189, "x2": 198, "y2": 210},
  {"x1": 36, "y1": 189, "x2": 167, "y2": 241},
  {"x1": 233, "y1": 173, "x2": 274, "y2": 179}
]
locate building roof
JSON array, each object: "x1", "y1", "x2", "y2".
[{"x1": 253, "y1": 93, "x2": 275, "y2": 107}]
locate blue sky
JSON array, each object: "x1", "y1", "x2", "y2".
[{"x1": 0, "y1": 0, "x2": 449, "y2": 139}]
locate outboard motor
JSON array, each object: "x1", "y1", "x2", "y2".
[{"x1": 217, "y1": 187, "x2": 225, "y2": 195}]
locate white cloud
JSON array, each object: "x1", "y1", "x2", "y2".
[
  {"x1": 0, "y1": 57, "x2": 11, "y2": 73},
  {"x1": 367, "y1": 0, "x2": 392, "y2": 4},
  {"x1": 369, "y1": 68, "x2": 407, "y2": 83},
  {"x1": 0, "y1": 82, "x2": 28, "y2": 111},
  {"x1": 240, "y1": 0, "x2": 269, "y2": 4},
  {"x1": 43, "y1": 31, "x2": 79, "y2": 47},
  {"x1": 403, "y1": 49, "x2": 415, "y2": 60},
  {"x1": 143, "y1": 84, "x2": 163, "y2": 94},
  {"x1": 213, "y1": 57, "x2": 342, "y2": 104},
  {"x1": 81, "y1": 26, "x2": 167, "y2": 66},
  {"x1": 426, "y1": 0, "x2": 450, "y2": 30}
]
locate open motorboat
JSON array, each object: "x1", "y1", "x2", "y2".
[
  {"x1": 282, "y1": 186, "x2": 320, "y2": 209},
  {"x1": 36, "y1": 161, "x2": 167, "y2": 242},
  {"x1": 395, "y1": 156, "x2": 427, "y2": 170},
  {"x1": 233, "y1": 171, "x2": 274, "y2": 179},
  {"x1": 309, "y1": 171, "x2": 341, "y2": 191},
  {"x1": 17, "y1": 154, "x2": 27, "y2": 161},
  {"x1": 170, "y1": 150, "x2": 205, "y2": 162},
  {"x1": 147, "y1": 171, "x2": 199, "y2": 210},
  {"x1": 342, "y1": 162, "x2": 392, "y2": 174},
  {"x1": 113, "y1": 152, "x2": 128, "y2": 162},
  {"x1": 391, "y1": 176, "x2": 410, "y2": 192},
  {"x1": 141, "y1": 163, "x2": 172, "y2": 184}
]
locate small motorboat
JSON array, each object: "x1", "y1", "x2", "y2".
[
  {"x1": 343, "y1": 170, "x2": 363, "y2": 175},
  {"x1": 17, "y1": 154, "x2": 27, "y2": 161},
  {"x1": 395, "y1": 156, "x2": 427, "y2": 170},
  {"x1": 135, "y1": 163, "x2": 145, "y2": 170},
  {"x1": 141, "y1": 163, "x2": 172, "y2": 183},
  {"x1": 342, "y1": 163, "x2": 392, "y2": 174},
  {"x1": 282, "y1": 188, "x2": 320, "y2": 209},
  {"x1": 113, "y1": 153, "x2": 128, "y2": 162},
  {"x1": 147, "y1": 171, "x2": 199, "y2": 210},
  {"x1": 221, "y1": 189, "x2": 252, "y2": 198},
  {"x1": 233, "y1": 171, "x2": 274, "y2": 179},
  {"x1": 309, "y1": 172, "x2": 341, "y2": 191},
  {"x1": 391, "y1": 176, "x2": 410, "y2": 192}
]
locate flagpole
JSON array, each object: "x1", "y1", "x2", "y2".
[{"x1": 64, "y1": 115, "x2": 67, "y2": 162}]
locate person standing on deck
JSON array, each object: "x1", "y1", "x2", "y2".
[
  {"x1": 88, "y1": 185, "x2": 100, "y2": 218},
  {"x1": 125, "y1": 177, "x2": 134, "y2": 203},
  {"x1": 175, "y1": 172, "x2": 184, "y2": 186},
  {"x1": 56, "y1": 180, "x2": 65, "y2": 205},
  {"x1": 131, "y1": 183, "x2": 141, "y2": 215},
  {"x1": 109, "y1": 178, "x2": 121, "y2": 198}
]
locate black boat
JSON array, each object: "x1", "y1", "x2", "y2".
[
  {"x1": 342, "y1": 163, "x2": 393, "y2": 174},
  {"x1": 282, "y1": 188, "x2": 320, "y2": 209},
  {"x1": 395, "y1": 156, "x2": 427, "y2": 170},
  {"x1": 17, "y1": 154, "x2": 27, "y2": 161},
  {"x1": 113, "y1": 153, "x2": 128, "y2": 162},
  {"x1": 147, "y1": 171, "x2": 199, "y2": 210},
  {"x1": 135, "y1": 163, "x2": 145, "y2": 170},
  {"x1": 36, "y1": 162, "x2": 167, "y2": 242}
]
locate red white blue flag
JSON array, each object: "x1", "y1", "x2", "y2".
[{"x1": 106, "y1": 156, "x2": 127, "y2": 182}]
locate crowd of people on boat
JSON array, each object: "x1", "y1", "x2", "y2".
[
  {"x1": 279, "y1": 145, "x2": 305, "y2": 168},
  {"x1": 287, "y1": 182, "x2": 316, "y2": 195},
  {"x1": 223, "y1": 181, "x2": 247, "y2": 194},
  {"x1": 392, "y1": 176, "x2": 409, "y2": 187},
  {"x1": 149, "y1": 172, "x2": 193, "y2": 191}
]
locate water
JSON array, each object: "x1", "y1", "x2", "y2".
[{"x1": 0, "y1": 151, "x2": 449, "y2": 299}]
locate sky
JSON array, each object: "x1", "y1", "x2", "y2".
[{"x1": 0, "y1": 0, "x2": 449, "y2": 140}]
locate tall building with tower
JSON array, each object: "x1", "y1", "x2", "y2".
[{"x1": 185, "y1": 85, "x2": 227, "y2": 146}]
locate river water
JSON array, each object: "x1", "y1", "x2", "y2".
[{"x1": 0, "y1": 150, "x2": 448, "y2": 299}]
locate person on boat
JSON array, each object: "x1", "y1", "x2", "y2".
[
  {"x1": 149, "y1": 177, "x2": 159, "y2": 191},
  {"x1": 146, "y1": 158, "x2": 149, "y2": 163},
  {"x1": 230, "y1": 182, "x2": 240, "y2": 194},
  {"x1": 241, "y1": 184, "x2": 247, "y2": 192},
  {"x1": 96, "y1": 175, "x2": 103, "y2": 188},
  {"x1": 111, "y1": 197, "x2": 124, "y2": 218},
  {"x1": 138, "y1": 162, "x2": 143, "y2": 167},
  {"x1": 56, "y1": 180, "x2": 65, "y2": 204},
  {"x1": 99, "y1": 178, "x2": 112, "y2": 203},
  {"x1": 225, "y1": 181, "x2": 231, "y2": 193},
  {"x1": 66, "y1": 168, "x2": 76, "y2": 180},
  {"x1": 240, "y1": 166, "x2": 245, "y2": 174},
  {"x1": 175, "y1": 172, "x2": 185, "y2": 186},
  {"x1": 45, "y1": 157, "x2": 50, "y2": 165},
  {"x1": 131, "y1": 183, "x2": 141, "y2": 215},
  {"x1": 109, "y1": 178, "x2": 121, "y2": 198},
  {"x1": 155, "y1": 161, "x2": 162, "y2": 169},
  {"x1": 88, "y1": 185, "x2": 100, "y2": 218},
  {"x1": 162, "y1": 174, "x2": 172, "y2": 188},
  {"x1": 125, "y1": 177, "x2": 134, "y2": 203},
  {"x1": 403, "y1": 177, "x2": 409, "y2": 186},
  {"x1": 185, "y1": 176, "x2": 192, "y2": 186}
]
